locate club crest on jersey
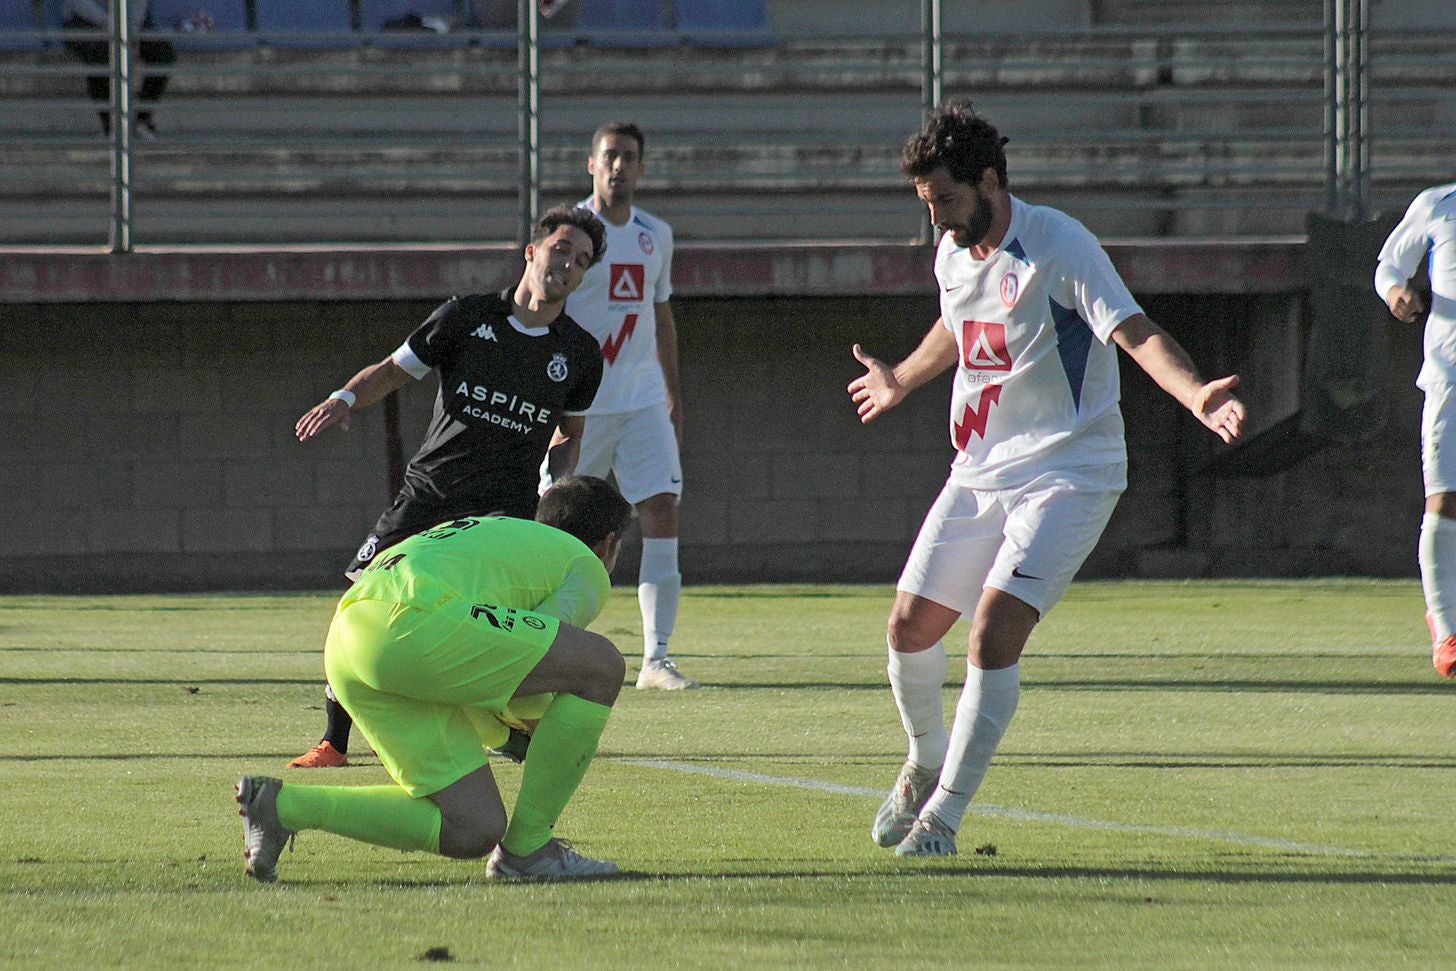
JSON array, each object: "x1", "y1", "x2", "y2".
[
  {"x1": 609, "y1": 263, "x2": 645, "y2": 302},
  {"x1": 962, "y1": 320, "x2": 1013, "y2": 372},
  {"x1": 355, "y1": 534, "x2": 379, "y2": 563},
  {"x1": 638, "y1": 232, "x2": 654, "y2": 255},
  {"x1": 547, "y1": 352, "x2": 569, "y2": 382},
  {"x1": 1000, "y1": 273, "x2": 1020, "y2": 308}
]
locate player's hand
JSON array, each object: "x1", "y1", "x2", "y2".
[
  {"x1": 1386, "y1": 285, "x2": 1426, "y2": 323},
  {"x1": 1192, "y1": 374, "x2": 1245, "y2": 444},
  {"x1": 295, "y1": 397, "x2": 351, "y2": 442},
  {"x1": 668, "y1": 397, "x2": 684, "y2": 447},
  {"x1": 848, "y1": 343, "x2": 907, "y2": 423}
]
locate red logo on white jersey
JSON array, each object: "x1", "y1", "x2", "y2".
[
  {"x1": 602, "y1": 313, "x2": 638, "y2": 365},
  {"x1": 961, "y1": 321, "x2": 1012, "y2": 372},
  {"x1": 638, "y1": 232, "x2": 654, "y2": 255},
  {"x1": 609, "y1": 264, "x2": 645, "y2": 302},
  {"x1": 1000, "y1": 273, "x2": 1020, "y2": 308},
  {"x1": 953, "y1": 385, "x2": 1002, "y2": 448}
]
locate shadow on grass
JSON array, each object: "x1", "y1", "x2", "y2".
[
  {"x1": 0, "y1": 646, "x2": 319, "y2": 655},
  {"x1": 273, "y1": 862, "x2": 1456, "y2": 891},
  {"x1": 612, "y1": 750, "x2": 1456, "y2": 770},
  {"x1": 691, "y1": 678, "x2": 1451, "y2": 696},
  {"x1": 0, "y1": 677, "x2": 320, "y2": 686}
]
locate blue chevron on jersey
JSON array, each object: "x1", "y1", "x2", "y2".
[{"x1": 1050, "y1": 297, "x2": 1094, "y2": 411}]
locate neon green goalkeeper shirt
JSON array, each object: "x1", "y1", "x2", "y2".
[{"x1": 340, "y1": 515, "x2": 611, "y2": 630}]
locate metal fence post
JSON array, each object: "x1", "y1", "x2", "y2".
[
  {"x1": 517, "y1": 0, "x2": 541, "y2": 248},
  {"x1": 109, "y1": 0, "x2": 132, "y2": 253},
  {"x1": 1351, "y1": 0, "x2": 1369, "y2": 219},
  {"x1": 918, "y1": 0, "x2": 942, "y2": 244},
  {"x1": 1323, "y1": 0, "x2": 1339, "y2": 214},
  {"x1": 1331, "y1": 0, "x2": 1371, "y2": 220}
]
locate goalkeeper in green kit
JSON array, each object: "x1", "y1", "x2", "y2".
[{"x1": 234, "y1": 476, "x2": 632, "y2": 882}]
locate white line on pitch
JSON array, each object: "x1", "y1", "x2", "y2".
[{"x1": 628, "y1": 759, "x2": 1456, "y2": 863}]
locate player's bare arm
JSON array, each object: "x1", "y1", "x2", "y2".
[
  {"x1": 1385, "y1": 284, "x2": 1426, "y2": 323},
  {"x1": 295, "y1": 357, "x2": 414, "y2": 443},
  {"x1": 849, "y1": 319, "x2": 958, "y2": 423},
  {"x1": 546, "y1": 414, "x2": 587, "y2": 482},
  {"x1": 1112, "y1": 313, "x2": 1246, "y2": 444},
  {"x1": 655, "y1": 301, "x2": 685, "y2": 446}
]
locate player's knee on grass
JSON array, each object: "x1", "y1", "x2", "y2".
[
  {"x1": 438, "y1": 811, "x2": 505, "y2": 859},
  {"x1": 431, "y1": 770, "x2": 508, "y2": 859}
]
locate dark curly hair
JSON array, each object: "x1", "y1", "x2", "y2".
[
  {"x1": 531, "y1": 205, "x2": 607, "y2": 268},
  {"x1": 901, "y1": 101, "x2": 1010, "y2": 189}
]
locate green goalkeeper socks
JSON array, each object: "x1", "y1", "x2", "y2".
[
  {"x1": 276, "y1": 784, "x2": 442, "y2": 855},
  {"x1": 501, "y1": 694, "x2": 612, "y2": 857}
]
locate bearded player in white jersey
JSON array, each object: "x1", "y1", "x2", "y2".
[
  {"x1": 849, "y1": 101, "x2": 1246, "y2": 857},
  {"x1": 1374, "y1": 181, "x2": 1456, "y2": 677},
  {"x1": 542, "y1": 122, "x2": 697, "y2": 690}
]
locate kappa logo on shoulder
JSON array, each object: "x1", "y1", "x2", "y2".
[{"x1": 470, "y1": 323, "x2": 498, "y2": 341}]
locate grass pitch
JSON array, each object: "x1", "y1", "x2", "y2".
[{"x1": 1, "y1": 580, "x2": 1453, "y2": 969}]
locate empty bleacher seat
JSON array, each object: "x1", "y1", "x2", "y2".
[
  {"x1": 673, "y1": 0, "x2": 772, "y2": 45},
  {"x1": 0, "y1": 2, "x2": 41, "y2": 50},
  {"x1": 576, "y1": 0, "x2": 669, "y2": 44},
  {"x1": 253, "y1": 0, "x2": 354, "y2": 48}
]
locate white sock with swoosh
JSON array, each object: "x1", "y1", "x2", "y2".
[{"x1": 920, "y1": 662, "x2": 1020, "y2": 832}]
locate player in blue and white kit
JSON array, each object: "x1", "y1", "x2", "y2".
[
  {"x1": 849, "y1": 102, "x2": 1246, "y2": 857},
  {"x1": 1375, "y1": 181, "x2": 1456, "y2": 677},
  {"x1": 543, "y1": 122, "x2": 697, "y2": 690}
]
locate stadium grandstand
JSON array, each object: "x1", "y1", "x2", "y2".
[{"x1": 2, "y1": 0, "x2": 1454, "y2": 590}]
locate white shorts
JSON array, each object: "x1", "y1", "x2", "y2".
[
  {"x1": 897, "y1": 469, "x2": 1124, "y2": 618},
  {"x1": 542, "y1": 402, "x2": 682, "y2": 505},
  {"x1": 1421, "y1": 382, "x2": 1456, "y2": 496}
]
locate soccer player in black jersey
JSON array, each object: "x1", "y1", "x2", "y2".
[{"x1": 287, "y1": 205, "x2": 607, "y2": 768}]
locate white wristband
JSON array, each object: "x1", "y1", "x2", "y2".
[{"x1": 328, "y1": 389, "x2": 357, "y2": 408}]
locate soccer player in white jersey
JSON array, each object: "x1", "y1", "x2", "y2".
[
  {"x1": 848, "y1": 102, "x2": 1246, "y2": 857},
  {"x1": 1375, "y1": 181, "x2": 1456, "y2": 677},
  {"x1": 543, "y1": 121, "x2": 697, "y2": 690}
]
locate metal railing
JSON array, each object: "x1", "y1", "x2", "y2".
[{"x1": 0, "y1": 0, "x2": 1450, "y2": 250}]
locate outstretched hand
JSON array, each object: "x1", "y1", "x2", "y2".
[
  {"x1": 295, "y1": 398, "x2": 351, "y2": 442},
  {"x1": 847, "y1": 343, "x2": 907, "y2": 424},
  {"x1": 1192, "y1": 374, "x2": 1245, "y2": 444}
]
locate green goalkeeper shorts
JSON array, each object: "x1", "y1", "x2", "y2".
[{"x1": 324, "y1": 595, "x2": 559, "y2": 797}]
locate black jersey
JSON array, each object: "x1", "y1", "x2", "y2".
[{"x1": 394, "y1": 290, "x2": 603, "y2": 521}]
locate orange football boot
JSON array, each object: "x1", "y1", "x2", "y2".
[
  {"x1": 1435, "y1": 635, "x2": 1456, "y2": 679},
  {"x1": 286, "y1": 741, "x2": 348, "y2": 768}
]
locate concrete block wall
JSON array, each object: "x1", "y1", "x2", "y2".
[{"x1": 0, "y1": 288, "x2": 1428, "y2": 591}]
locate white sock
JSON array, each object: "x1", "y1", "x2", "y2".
[
  {"x1": 920, "y1": 663, "x2": 1020, "y2": 833},
  {"x1": 1419, "y1": 513, "x2": 1456, "y2": 641},
  {"x1": 639, "y1": 537, "x2": 680, "y2": 662},
  {"x1": 887, "y1": 639, "x2": 948, "y2": 772}
]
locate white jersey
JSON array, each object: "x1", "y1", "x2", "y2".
[
  {"x1": 939, "y1": 196, "x2": 1143, "y2": 490},
  {"x1": 565, "y1": 199, "x2": 675, "y2": 414},
  {"x1": 1374, "y1": 181, "x2": 1456, "y2": 391}
]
